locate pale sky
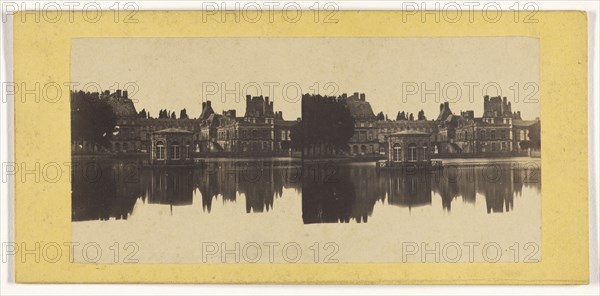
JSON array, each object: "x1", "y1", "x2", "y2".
[{"x1": 71, "y1": 37, "x2": 540, "y2": 121}]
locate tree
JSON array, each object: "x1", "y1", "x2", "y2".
[
  {"x1": 528, "y1": 121, "x2": 541, "y2": 150},
  {"x1": 418, "y1": 109, "x2": 426, "y2": 120},
  {"x1": 290, "y1": 94, "x2": 355, "y2": 157},
  {"x1": 396, "y1": 111, "x2": 407, "y2": 121},
  {"x1": 409, "y1": 113, "x2": 414, "y2": 121},
  {"x1": 71, "y1": 90, "x2": 117, "y2": 148},
  {"x1": 170, "y1": 111, "x2": 176, "y2": 119},
  {"x1": 180, "y1": 108, "x2": 189, "y2": 119}
]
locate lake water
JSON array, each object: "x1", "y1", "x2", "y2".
[{"x1": 72, "y1": 158, "x2": 541, "y2": 263}]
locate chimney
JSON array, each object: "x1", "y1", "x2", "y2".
[
  {"x1": 207, "y1": 100, "x2": 211, "y2": 107},
  {"x1": 360, "y1": 93, "x2": 366, "y2": 101},
  {"x1": 265, "y1": 96, "x2": 270, "y2": 104},
  {"x1": 440, "y1": 103, "x2": 444, "y2": 111},
  {"x1": 503, "y1": 96, "x2": 507, "y2": 104},
  {"x1": 246, "y1": 95, "x2": 251, "y2": 103},
  {"x1": 342, "y1": 93, "x2": 347, "y2": 99},
  {"x1": 123, "y1": 90, "x2": 128, "y2": 98},
  {"x1": 444, "y1": 102, "x2": 449, "y2": 108},
  {"x1": 202, "y1": 102, "x2": 206, "y2": 109},
  {"x1": 353, "y1": 92, "x2": 359, "y2": 98},
  {"x1": 116, "y1": 89, "x2": 122, "y2": 97},
  {"x1": 484, "y1": 95, "x2": 489, "y2": 101}
]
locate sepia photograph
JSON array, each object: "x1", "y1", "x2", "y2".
[{"x1": 70, "y1": 37, "x2": 541, "y2": 264}]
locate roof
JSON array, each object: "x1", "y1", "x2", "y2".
[
  {"x1": 104, "y1": 95, "x2": 138, "y2": 118},
  {"x1": 513, "y1": 119, "x2": 539, "y2": 127},
  {"x1": 390, "y1": 130, "x2": 431, "y2": 136},
  {"x1": 275, "y1": 120, "x2": 297, "y2": 127},
  {"x1": 437, "y1": 103, "x2": 453, "y2": 121},
  {"x1": 376, "y1": 120, "x2": 435, "y2": 128},
  {"x1": 344, "y1": 100, "x2": 375, "y2": 119},
  {"x1": 153, "y1": 128, "x2": 193, "y2": 134}
]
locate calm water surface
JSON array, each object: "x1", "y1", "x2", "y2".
[
  {"x1": 72, "y1": 158, "x2": 540, "y2": 222},
  {"x1": 71, "y1": 158, "x2": 541, "y2": 263}
]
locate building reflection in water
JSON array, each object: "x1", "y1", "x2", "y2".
[{"x1": 72, "y1": 160, "x2": 540, "y2": 223}]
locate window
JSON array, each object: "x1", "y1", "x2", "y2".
[
  {"x1": 392, "y1": 143, "x2": 402, "y2": 161},
  {"x1": 156, "y1": 141, "x2": 165, "y2": 160},
  {"x1": 491, "y1": 142, "x2": 496, "y2": 151},
  {"x1": 170, "y1": 141, "x2": 180, "y2": 160},
  {"x1": 501, "y1": 142, "x2": 507, "y2": 151},
  {"x1": 491, "y1": 130, "x2": 496, "y2": 139},
  {"x1": 186, "y1": 143, "x2": 191, "y2": 159},
  {"x1": 408, "y1": 143, "x2": 417, "y2": 162}
]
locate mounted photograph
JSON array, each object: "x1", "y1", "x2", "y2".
[{"x1": 70, "y1": 37, "x2": 541, "y2": 263}]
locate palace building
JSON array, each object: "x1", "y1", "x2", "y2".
[
  {"x1": 80, "y1": 90, "x2": 539, "y2": 159},
  {"x1": 97, "y1": 90, "x2": 296, "y2": 156},
  {"x1": 338, "y1": 92, "x2": 540, "y2": 157}
]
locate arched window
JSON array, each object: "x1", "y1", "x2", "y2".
[
  {"x1": 170, "y1": 141, "x2": 180, "y2": 160},
  {"x1": 156, "y1": 141, "x2": 165, "y2": 160},
  {"x1": 392, "y1": 143, "x2": 402, "y2": 162},
  {"x1": 408, "y1": 143, "x2": 418, "y2": 162}
]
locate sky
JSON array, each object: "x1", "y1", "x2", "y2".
[{"x1": 71, "y1": 37, "x2": 540, "y2": 121}]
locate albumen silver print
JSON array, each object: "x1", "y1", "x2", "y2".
[{"x1": 70, "y1": 37, "x2": 541, "y2": 263}]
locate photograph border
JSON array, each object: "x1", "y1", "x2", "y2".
[{"x1": 12, "y1": 10, "x2": 588, "y2": 284}]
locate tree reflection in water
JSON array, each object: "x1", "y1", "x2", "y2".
[{"x1": 72, "y1": 159, "x2": 540, "y2": 223}]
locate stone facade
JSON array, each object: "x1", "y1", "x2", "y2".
[
  {"x1": 82, "y1": 90, "x2": 539, "y2": 158},
  {"x1": 100, "y1": 90, "x2": 295, "y2": 156},
  {"x1": 341, "y1": 92, "x2": 383, "y2": 155},
  {"x1": 339, "y1": 92, "x2": 540, "y2": 157},
  {"x1": 454, "y1": 96, "x2": 517, "y2": 154},
  {"x1": 386, "y1": 130, "x2": 432, "y2": 164},
  {"x1": 150, "y1": 128, "x2": 194, "y2": 165}
]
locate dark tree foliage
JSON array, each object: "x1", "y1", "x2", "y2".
[
  {"x1": 418, "y1": 109, "x2": 427, "y2": 121},
  {"x1": 290, "y1": 94, "x2": 355, "y2": 156},
  {"x1": 158, "y1": 109, "x2": 169, "y2": 119},
  {"x1": 170, "y1": 111, "x2": 176, "y2": 119},
  {"x1": 180, "y1": 108, "x2": 189, "y2": 119},
  {"x1": 409, "y1": 113, "x2": 414, "y2": 121},
  {"x1": 396, "y1": 111, "x2": 407, "y2": 121},
  {"x1": 70, "y1": 90, "x2": 117, "y2": 148},
  {"x1": 375, "y1": 112, "x2": 385, "y2": 121},
  {"x1": 528, "y1": 121, "x2": 541, "y2": 150}
]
